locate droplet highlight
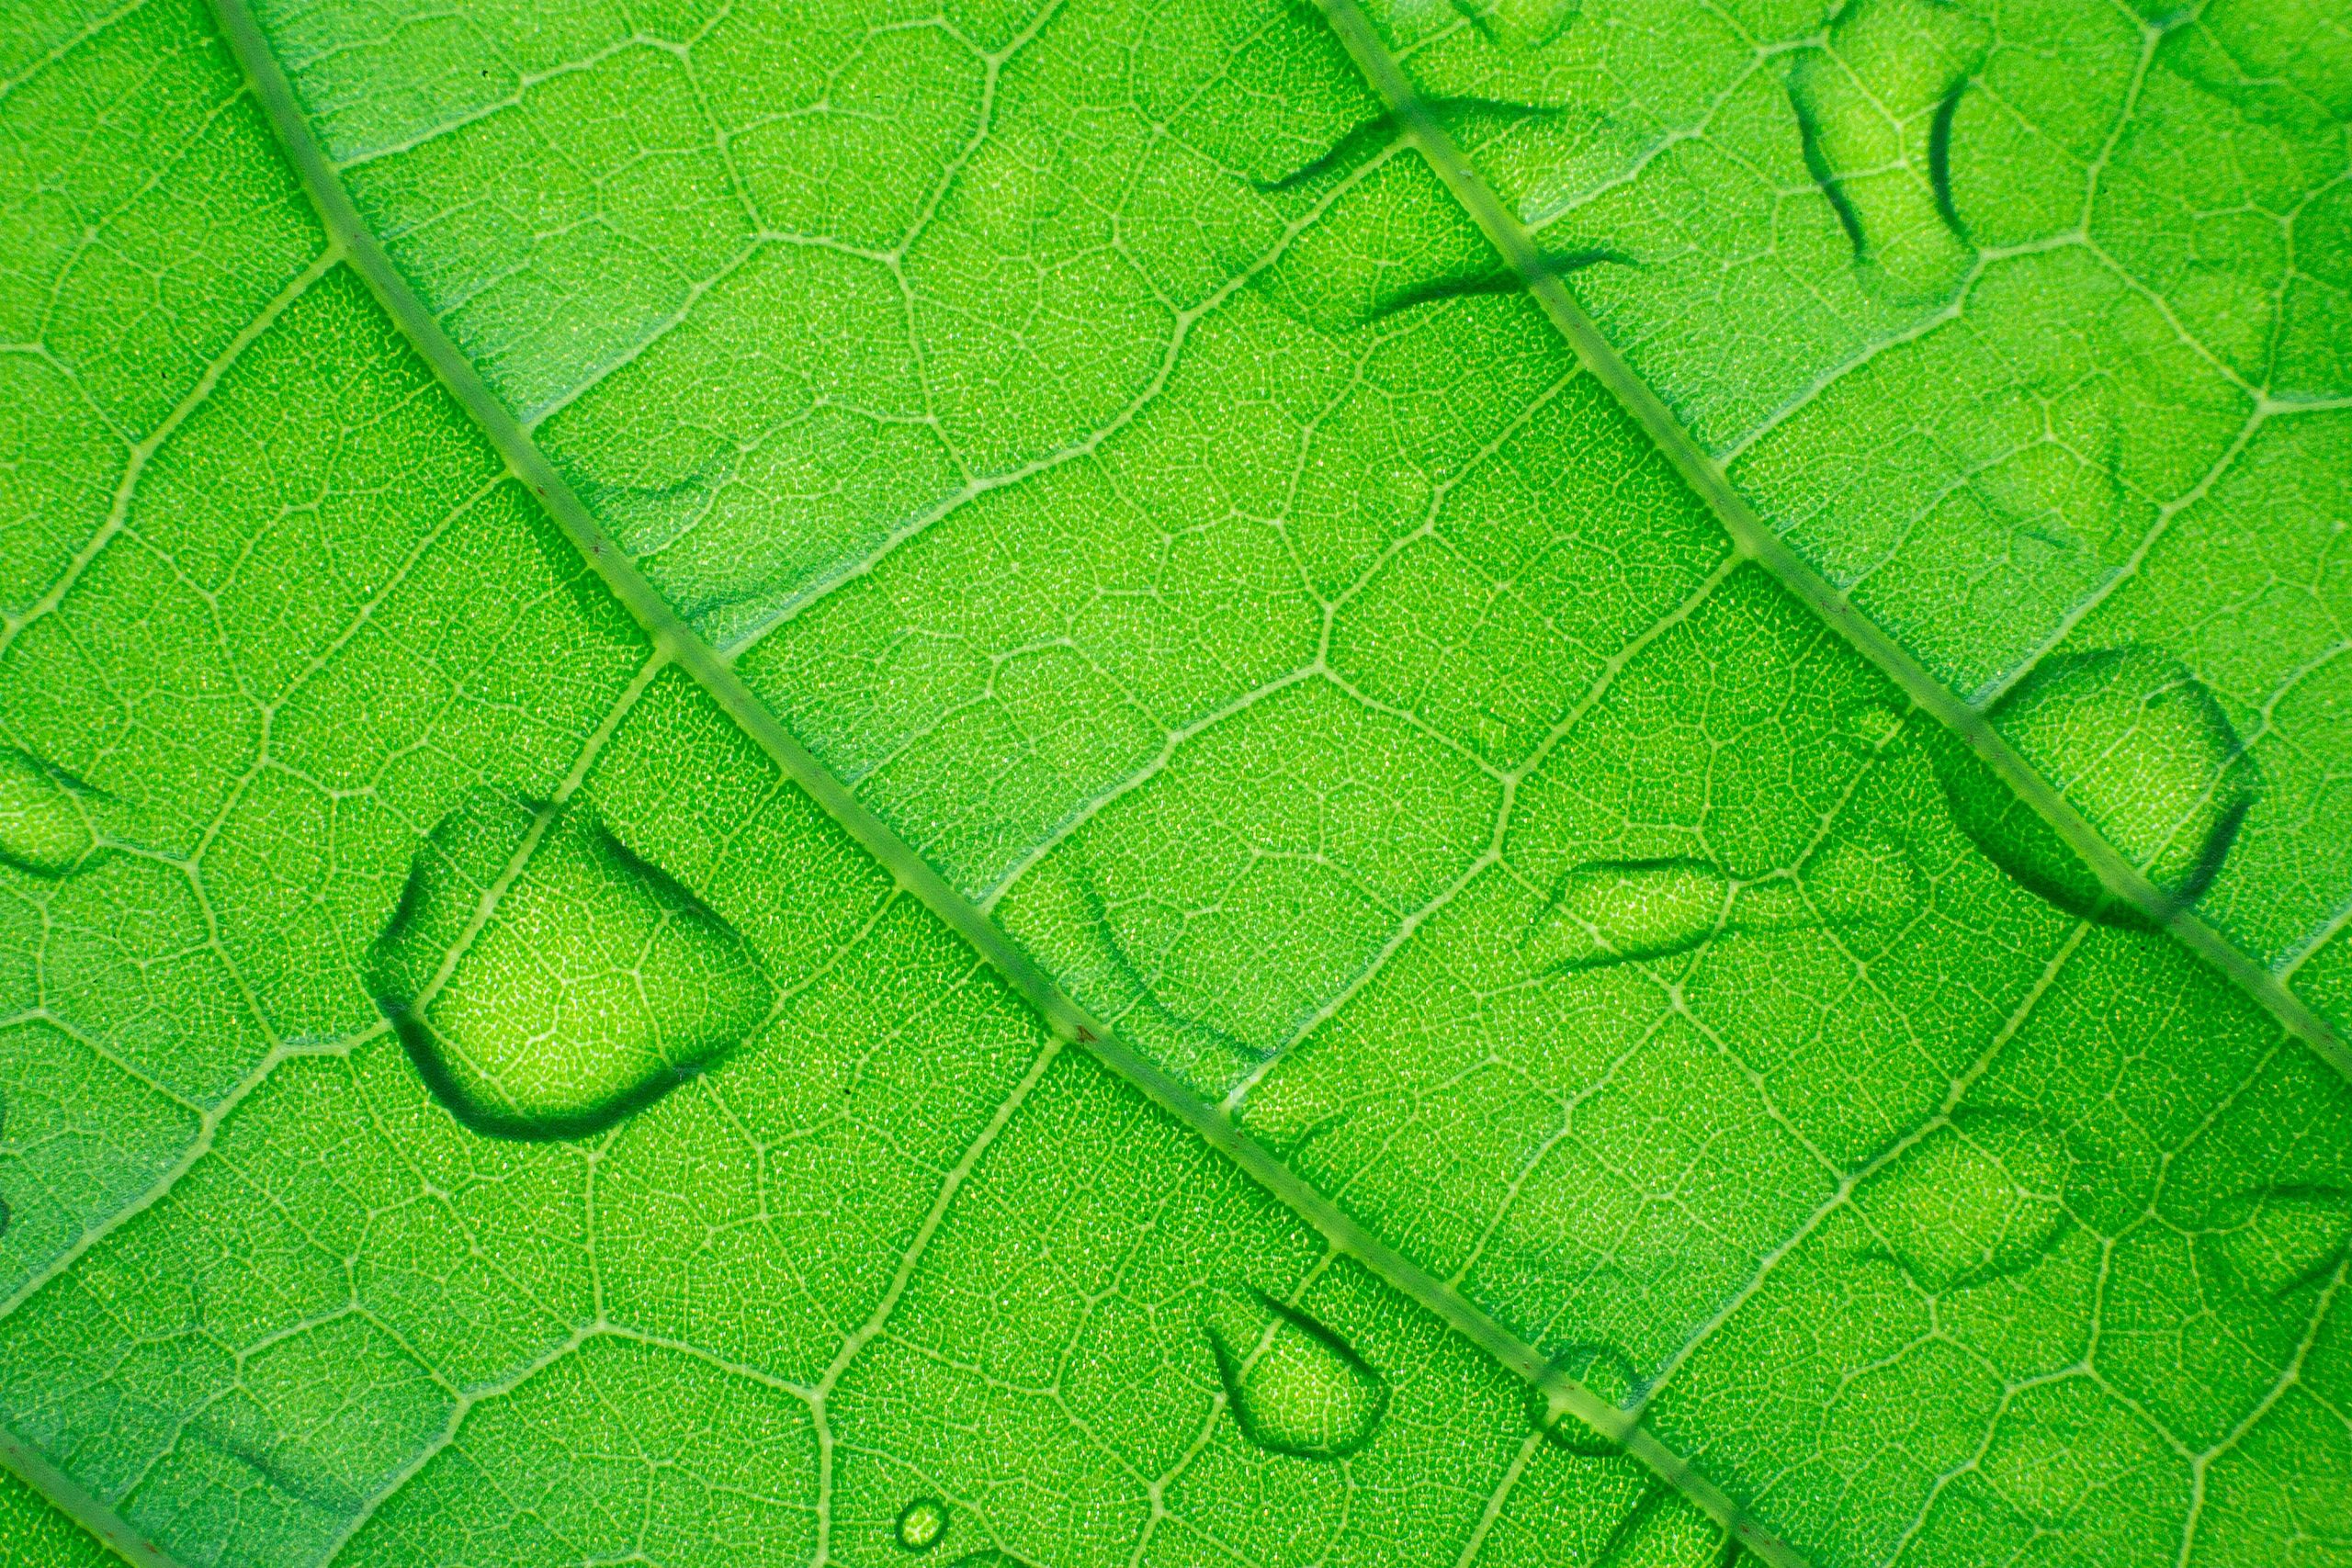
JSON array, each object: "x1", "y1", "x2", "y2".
[
  {"x1": 369, "y1": 790, "x2": 775, "y2": 1140},
  {"x1": 1856, "y1": 1111, "x2": 2069, "y2": 1292},
  {"x1": 1937, "y1": 647, "x2": 2256, "y2": 922},
  {"x1": 1203, "y1": 1288, "x2": 1390, "y2": 1461},
  {"x1": 0, "y1": 748, "x2": 94, "y2": 877},
  {"x1": 896, "y1": 1497, "x2": 949, "y2": 1554},
  {"x1": 1529, "y1": 859, "x2": 1729, "y2": 971}
]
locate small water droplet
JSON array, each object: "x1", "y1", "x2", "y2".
[
  {"x1": 1528, "y1": 859, "x2": 1730, "y2": 971},
  {"x1": 1857, "y1": 1111, "x2": 2068, "y2": 1291},
  {"x1": 1937, "y1": 647, "x2": 2256, "y2": 923},
  {"x1": 2210, "y1": 1188, "x2": 2351, "y2": 1299},
  {"x1": 1799, "y1": 830, "x2": 1924, "y2": 928},
  {"x1": 896, "y1": 1497, "x2": 949, "y2": 1554},
  {"x1": 0, "y1": 748, "x2": 94, "y2": 877},
  {"x1": 944, "y1": 1554, "x2": 1026, "y2": 1568},
  {"x1": 1835, "y1": 699, "x2": 1907, "y2": 758},
  {"x1": 1203, "y1": 1288, "x2": 1389, "y2": 1461},
  {"x1": 369, "y1": 790, "x2": 775, "y2": 1140},
  {"x1": 0, "y1": 1190, "x2": 11, "y2": 1243},
  {"x1": 1531, "y1": 1344, "x2": 1644, "y2": 1456},
  {"x1": 1600, "y1": 1485, "x2": 1735, "y2": 1568}
]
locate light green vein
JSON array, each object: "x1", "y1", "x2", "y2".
[
  {"x1": 206, "y1": 0, "x2": 1803, "y2": 1562},
  {"x1": 1306, "y1": 0, "x2": 2351, "y2": 1083},
  {"x1": 1, "y1": 1423, "x2": 164, "y2": 1568}
]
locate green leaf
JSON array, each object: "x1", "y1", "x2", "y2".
[
  {"x1": 1, "y1": 1, "x2": 2346, "y2": 1567},
  {"x1": 2, "y1": 1464, "x2": 125, "y2": 1567},
  {"x1": 1331, "y1": 0, "x2": 2352, "y2": 1039}
]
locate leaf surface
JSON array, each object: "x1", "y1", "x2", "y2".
[
  {"x1": 1, "y1": 1, "x2": 2349, "y2": 1566},
  {"x1": 1333, "y1": 0, "x2": 2352, "y2": 1037}
]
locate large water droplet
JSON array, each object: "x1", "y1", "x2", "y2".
[
  {"x1": 896, "y1": 1497, "x2": 949, "y2": 1554},
  {"x1": 1203, "y1": 1288, "x2": 1390, "y2": 1461},
  {"x1": 1528, "y1": 859, "x2": 1730, "y2": 971},
  {"x1": 1937, "y1": 647, "x2": 2256, "y2": 923},
  {"x1": 369, "y1": 790, "x2": 775, "y2": 1139},
  {"x1": 2210, "y1": 1188, "x2": 2350, "y2": 1299},
  {"x1": 0, "y1": 748, "x2": 94, "y2": 877},
  {"x1": 1856, "y1": 1111, "x2": 2069, "y2": 1292}
]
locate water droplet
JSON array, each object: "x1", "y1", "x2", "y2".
[
  {"x1": 0, "y1": 1190, "x2": 11, "y2": 1243},
  {"x1": 896, "y1": 1498, "x2": 949, "y2": 1554},
  {"x1": 369, "y1": 790, "x2": 775, "y2": 1140},
  {"x1": 0, "y1": 748, "x2": 94, "y2": 877},
  {"x1": 1527, "y1": 859, "x2": 1729, "y2": 971},
  {"x1": 1203, "y1": 1288, "x2": 1389, "y2": 1461},
  {"x1": 944, "y1": 1554, "x2": 1023, "y2": 1568},
  {"x1": 1736, "y1": 832, "x2": 1923, "y2": 933},
  {"x1": 1531, "y1": 1344, "x2": 1644, "y2": 1456},
  {"x1": 1938, "y1": 647, "x2": 2256, "y2": 922},
  {"x1": 2002, "y1": 649, "x2": 2254, "y2": 897},
  {"x1": 1856, "y1": 1111, "x2": 2068, "y2": 1291},
  {"x1": 1600, "y1": 1485, "x2": 1735, "y2": 1568},
  {"x1": 1799, "y1": 830, "x2": 1924, "y2": 928},
  {"x1": 2210, "y1": 1188, "x2": 2351, "y2": 1299},
  {"x1": 1834, "y1": 699, "x2": 1907, "y2": 758},
  {"x1": 1783, "y1": 0, "x2": 1987, "y2": 300}
]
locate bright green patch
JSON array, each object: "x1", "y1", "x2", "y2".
[{"x1": 1, "y1": 0, "x2": 2346, "y2": 1564}]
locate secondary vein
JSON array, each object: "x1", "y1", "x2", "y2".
[
  {"x1": 204, "y1": 1, "x2": 1782, "y2": 1561},
  {"x1": 1302, "y1": 0, "x2": 2349, "y2": 1083}
]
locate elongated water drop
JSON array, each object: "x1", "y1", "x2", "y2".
[
  {"x1": 369, "y1": 790, "x2": 774, "y2": 1139},
  {"x1": 1528, "y1": 859, "x2": 1730, "y2": 972},
  {"x1": 0, "y1": 748, "x2": 93, "y2": 877},
  {"x1": 1855, "y1": 1111, "x2": 2068, "y2": 1291},
  {"x1": 1783, "y1": 0, "x2": 1987, "y2": 299},
  {"x1": 896, "y1": 1498, "x2": 949, "y2": 1553},
  {"x1": 2210, "y1": 1188, "x2": 2350, "y2": 1299},
  {"x1": 1203, "y1": 1288, "x2": 1389, "y2": 1461},
  {"x1": 1936, "y1": 647, "x2": 2255, "y2": 922}
]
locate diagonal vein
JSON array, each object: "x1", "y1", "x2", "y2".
[
  {"x1": 207, "y1": 0, "x2": 1799, "y2": 1562},
  {"x1": 1303, "y1": 0, "x2": 2350, "y2": 1084}
]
